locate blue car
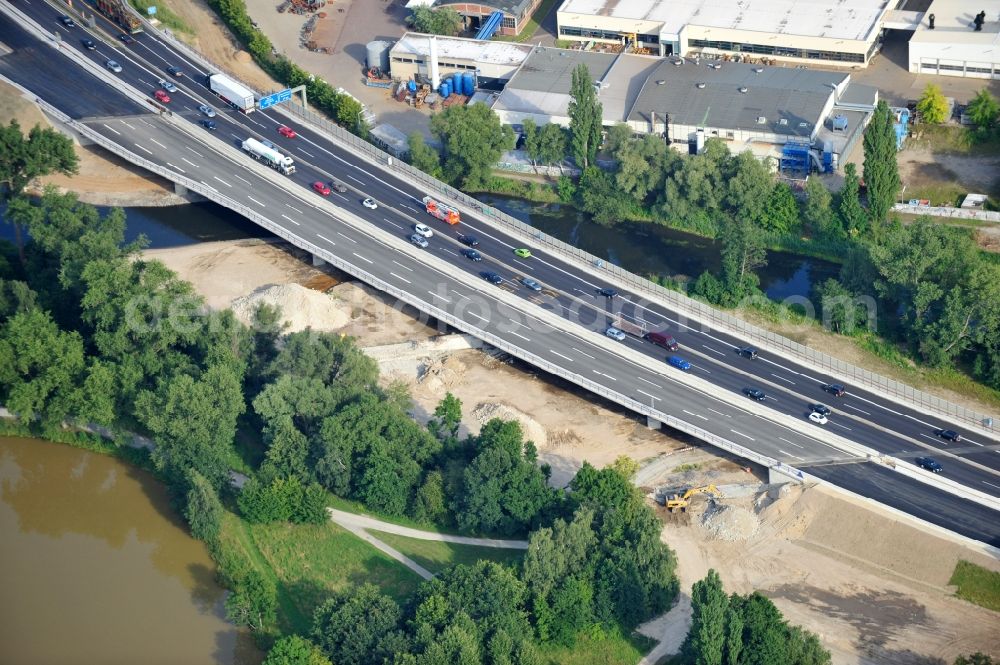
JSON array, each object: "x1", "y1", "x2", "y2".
[{"x1": 667, "y1": 356, "x2": 691, "y2": 371}]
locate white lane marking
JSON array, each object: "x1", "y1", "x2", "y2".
[
  {"x1": 334, "y1": 193, "x2": 348, "y2": 201},
  {"x1": 102, "y1": 123, "x2": 121, "y2": 135},
  {"x1": 637, "y1": 389, "x2": 660, "y2": 402},
  {"x1": 389, "y1": 272, "x2": 411, "y2": 284},
  {"x1": 637, "y1": 376, "x2": 661, "y2": 389},
  {"x1": 466, "y1": 311, "x2": 488, "y2": 322},
  {"x1": 120, "y1": 119, "x2": 137, "y2": 129},
  {"x1": 213, "y1": 176, "x2": 232, "y2": 188},
  {"x1": 831, "y1": 422, "x2": 852, "y2": 431},
  {"x1": 232, "y1": 173, "x2": 251, "y2": 185},
  {"x1": 966, "y1": 439, "x2": 985, "y2": 447},
  {"x1": 983, "y1": 481, "x2": 1000, "y2": 490},
  {"x1": 778, "y1": 449, "x2": 804, "y2": 461},
  {"x1": 730, "y1": 429, "x2": 755, "y2": 441},
  {"x1": 779, "y1": 437, "x2": 803, "y2": 449},
  {"x1": 430, "y1": 291, "x2": 450, "y2": 303},
  {"x1": 402, "y1": 204, "x2": 420, "y2": 213},
  {"x1": 149, "y1": 138, "x2": 167, "y2": 149},
  {"x1": 683, "y1": 409, "x2": 709, "y2": 421},
  {"x1": 514, "y1": 259, "x2": 532, "y2": 269},
  {"x1": 392, "y1": 260, "x2": 413, "y2": 271},
  {"x1": 799, "y1": 373, "x2": 824, "y2": 383},
  {"x1": 230, "y1": 133, "x2": 241, "y2": 139},
  {"x1": 280, "y1": 214, "x2": 300, "y2": 226},
  {"x1": 247, "y1": 195, "x2": 264, "y2": 206},
  {"x1": 346, "y1": 174, "x2": 364, "y2": 184},
  {"x1": 246, "y1": 117, "x2": 264, "y2": 128},
  {"x1": 508, "y1": 330, "x2": 530, "y2": 341},
  {"x1": 132, "y1": 143, "x2": 152, "y2": 155},
  {"x1": 709, "y1": 408, "x2": 731, "y2": 418},
  {"x1": 848, "y1": 392, "x2": 904, "y2": 417},
  {"x1": 166, "y1": 162, "x2": 185, "y2": 173},
  {"x1": 286, "y1": 203, "x2": 303, "y2": 214},
  {"x1": 592, "y1": 370, "x2": 617, "y2": 381},
  {"x1": 384, "y1": 218, "x2": 403, "y2": 229},
  {"x1": 299, "y1": 148, "x2": 315, "y2": 158},
  {"x1": 842, "y1": 404, "x2": 871, "y2": 416},
  {"x1": 702, "y1": 345, "x2": 725, "y2": 356},
  {"x1": 550, "y1": 350, "x2": 574, "y2": 362},
  {"x1": 352, "y1": 252, "x2": 373, "y2": 264},
  {"x1": 316, "y1": 233, "x2": 334, "y2": 245},
  {"x1": 572, "y1": 347, "x2": 595, "y2": 359},
  {"x1": 182, "y1": 157, "x2": 198, "y2": 167},
  {"x1": 693, "y1": 366, "x2": 711, "y2": 374},
  {"x1": 771, "y1": 373, "x2": 795, "y2": 385},
  {"x1": 336, "y1": 232, "x2": 358, "y2": 243},
  {"x1": 186, "y1": 146, "x2": 203, "y2": 157},
  {"x1": 441, "y1": 248, "x2": 458, "y2": 256}
]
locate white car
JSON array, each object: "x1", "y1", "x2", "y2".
[
  {"x1": 362, "y1": 198, "x2": 378, "y2": 209},
  {"x1": 808, "y1": 411, "x2": 828, "y2": 425},
  {"x1": 106, "y1": 60, "x2": 122, "y2": 73},
  {"x1": 198, "y1": 105, "x2": 217, "y2": 118},
  {"x1": 158, "y1": 79, "x2": 178, "y2": 93},
  {"x1": 410, "y1": 234, "x2": 428, "y2": 248},
  {"x1": 605, "y1": 326, "x2": 626, "y2": 342},
  {"x1": 414, "y1": 223, "x2": 433, "y2": 238}
]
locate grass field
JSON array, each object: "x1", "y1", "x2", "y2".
[
  {"x1": 495, "y1": 0, "x2": 560, "y2": 42},
  {"x1": 370, "y1": 530, "x2": 527, "y2": 575},
  {"x1": 538, "y1": 632, "x2": 657, "y2": 665},
  {"x1": 949, "y1": 560, "x2": 1000, "y2": 612}
]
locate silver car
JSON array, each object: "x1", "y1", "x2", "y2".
[
  {"x1": 410, "y1": 234, "x2": 428, "y2": 248},
  {"x1": 158, "y1": 79, "x2": 178, "y2": 93},
  {"x1": 605, "y1": 326, "x2": 626, "y2": 341},
  {"x1": 198, "y1": 105, "x2": 217, "y2": 118},
  {"x1": 106, "y1": 60, "x2": 122, "y2": 73},
  {"x1": 521, "y1": 277, "x2": 542, "y2": 292}
]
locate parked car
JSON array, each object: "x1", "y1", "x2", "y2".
[
  {"x1": 461, "y1": 249, "x2": 482, "y2": 261},
  {"x1": 823, "y1": 383, "x2": 847, "y2": 397},
  {"x1": 935, "y1": 429, "x2": 961, "y2": 442},
  {"x1": 410, "y1": 234, "x2": 429, "y2": 248},
  {"x1": 166, "y1": 65, "x2": 183, "y2": 77},
  {"x1": 667, "y1": 356, "x2": 691, "y2": 371},
  {"x1": 598, "y1": 287, "x2": 618, "y2": 298},
  {"x1": 362, "y1": 198, "x2": 378, "y2": 209},
  {"x1": 481, "y1": 271, "x2": 503, "y2": 285},
  {"x1": 81, "y1": 39, "x2": 96, "y2": 50},
  {"x1": 458, "y1": 234, "x2": 479, "y2": 247},
  {"x1": 105, "y1": 60, "x2": 122, "y2": 73},
  {"x1": 201, "y1": 120, "x2": 217, "y2": 130},
  {"x1": 743, "y1": 387, "x2": 766, "y2": 401},
  {"x1": 277, "y1": 125, "x2": 296, "y2": 138},
  {"x1": 808, "y1": 411, "x2": 828, "y2": 425},
  {"x1": 915, "y1": 456, "x2": 943, "y2": 473},
  {"x1": 60, "y1": 15, "x2": 76, "y2": 27},
  {"x1": 521, "y1": 277, "x2": 542, "y2": 292},
  {"x1": 330, "y1": 180, "x2": 347, "y2": 193},
  {"x1": 605, "y1": 327, "x2": 626, "y2": 342},
  {"x1": 738, "y1": 346, "x2": 759, "y2": 359},
  {"x1": 311, "y1": 181, "x2": 331, "y2": 196},
  {"x1": 644, "y1": 331, "x2": 679, "y2": 351},
  {"x1": 513, "y1": 248, "x2": 532, "y2": 258},
  {"x1": 810, "y1": 404, "x2": 832, "y2": 416},
  {"x1": 413, "y1": 223, "x2": 433, "y2": 238},
  {"x1": 158, "y1": 79, "x2": 178, "y2": 93},
  {"x1": 198, "y1": 104, "x2": 216, "y2": 117},
  {"x1": 153, "y1": 90, "x2": 171, "y2": 103}
]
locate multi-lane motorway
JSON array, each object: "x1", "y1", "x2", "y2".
[{"x1": 2, "y1": 1, "x2": 999, "y2": 545}]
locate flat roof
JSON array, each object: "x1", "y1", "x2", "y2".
[
  {"x1": 506, "y1": 48, "x2": 614, "y2": 93},
  {"x1": 909, "y1": 0, "x2": 1000, "y2": 48},
  {"x1": 559, "y1": 0, "x2": 888, "y2": 41},
  {"x1": 392, "y1": 32, "x2": 533, "y2": 66}
]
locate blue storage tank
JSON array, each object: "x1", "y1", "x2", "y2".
[
  {"x1": 407, "y1": 80, "x2": 417, "y2": 92},
  {"x1": 451, "y1": 73, "x2": 462, "y2": 94},
  {"x1": 462, "y1": 72, "x2": 475, "y2": 96},
  {"x1": 440, "y1": 82, "x2": 451, "y2": 98}
]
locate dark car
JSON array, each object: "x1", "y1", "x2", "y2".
[
  {"x1": 60, "y1": 15, "x2": 76, "y2": 27},
  {"x1": 738, "y1": 346, "x2": 759, "y2": 359},
  {"x1": 166, "y1": 66, "x2": 184, "y2": 77},
  {"x1": 598, "y1": 287, "x2": 618, "y2": 298},
  {"x1": 462, "y1": 249, "x2": 482, "y2": 262},
  {"x1": 823, "y1": 384, "x2": 847, "y2": 397},
  {"x1": 915, "y1": 456, "x2": 943, "y2": 473},
  {"x1": 201, "y1": 119, "x2": 217, "y2": 130},
  {"x1": 480, "y1": 271, "x2": 503, "y2": 285},
  {"x1": 458, "y1": 234, "x2": 479, "y2": 247},
  {"x1": 645, "y1": 331, "x2": 679, "y2": 351},
  {"x1": 935, "y1": 429, "x2": 961, "y2": 442},
  {"x1": 810, "y1": 403, "x2": 831, "y2": 416},
  {"x1": 743, "y1": 387, "x2": 766, "y2": 401},
  {"x1": 82, "y1": 39, "x2": 96, "y2": 50},
  {"x1": 330, "y1": 181, "x2": 347, "y2": 193},
  {"x1": 118, "y1": 33, "x2": 136, "y2": 45}
]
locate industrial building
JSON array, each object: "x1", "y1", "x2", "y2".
[
  {"x1": 555, "y1": 0, "x2": 892, "y2": 67},
  {"x1": 404, "y1": 0, "x2": 544, "y2": 37},
  {"x1": 388, "y1": 32, "x2": 534, "y2": 89},
  {"x1": 907, "y1": 0, "x2": 1000, "y2": 79},
  {"x1": 491, "y1": 46, "x2": 877, "y2": 170}
]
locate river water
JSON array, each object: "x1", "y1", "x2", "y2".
[{"x1": 0, "y1": 436, "x2": 259, "y2": 665}]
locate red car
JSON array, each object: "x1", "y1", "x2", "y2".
[
  {"x1": 277, "y1": 125, "x2": 296, "y2": 138},
  {"x1": 312, "y1": 181, "x2": 331, "y2": 196},
  {"x1": 153, "y1": 89, "x2": 171, "y2": 103}
]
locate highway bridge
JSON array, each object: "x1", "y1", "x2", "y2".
[{"x1": 2, "y1": 0, "x2": 999, "y2": 547}]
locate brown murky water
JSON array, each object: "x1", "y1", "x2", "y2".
[{"x1": 0, "y1": 436, "x2": 261, "y2": 665}]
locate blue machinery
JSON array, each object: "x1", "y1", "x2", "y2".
[{"x1": 475, "y1": 11, "x2": 504, "y2": 40}]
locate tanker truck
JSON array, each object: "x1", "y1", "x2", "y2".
[{"x1": 241, "y1": 138, "x2": 295, "y2": 176}]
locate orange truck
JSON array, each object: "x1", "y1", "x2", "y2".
[{"x1": 422, "y1": 196, "x2": 460, "y2": 225}]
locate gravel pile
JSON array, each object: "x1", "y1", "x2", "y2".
[
  {"x1": 231, "y1": 283, "x2": 349, "y2": 333},
  {"x1": 701, "y1": 504, "x2": 760, "y2": 542},
  {"x1": 472, "y1": 402, "x2": 548, "y2": 447}
]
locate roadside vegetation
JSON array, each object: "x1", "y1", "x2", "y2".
[
  {"x1": 949, "y1": 560, "x2": 1000, "y2": 612},
  {"x1": 128, "y1": 0, "x2": 193, "y2": 36}
]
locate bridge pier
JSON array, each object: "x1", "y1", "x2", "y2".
[
  {"x1": 312, "y1": 254, "x2": 326, "y2": 267},
  {"x1": 646, "y1": 416, "x2": 661, "y2": 430},
  {"x1": 173, "y1": 182, "x2": 188, "y2": 197}
]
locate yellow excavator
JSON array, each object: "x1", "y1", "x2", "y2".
[{"x1": 665, "y1": 484, "x2": 724, "y2": 512}]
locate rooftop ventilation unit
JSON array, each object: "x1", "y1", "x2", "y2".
[
  {"x1": 696, "y1": 82, "x2": 706, "y2": 88},
  {"x1": 672, "y1": 59, "x2": 683, "y2": 66},
  {"x1": 739, "y1": 86, "x2": 748, "y2": 93},
  {"x1": 657, "y1": 80, "x2": 666, "y2": 85},
  {"x1": 778, "y1": 118, "x2": 788, "y2": 125},
  {"x1": 753, "y1": 67, "x2": 763, "y2": 73},
  {"x1": 799, "y1": 121, "x2": 810, "y2": 128},
  {"x1": 710, "y1": 63, "x2": 722, "y2": 69},
  {"x1": 756, "y1": 116, "x2": 766, "y2": 124}
]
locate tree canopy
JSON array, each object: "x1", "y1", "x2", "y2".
[
  {"x1": 568, "y1": 64, "x2": 603, "y2": 169},
  {"x1": 916, "y1": 83, "x2": 949, "y2": 124},
  {"x1": 430, "y1": 103, "x2": 515, "y2": 188}
]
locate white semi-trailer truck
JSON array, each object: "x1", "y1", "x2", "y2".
[
  {"x1": 241, "y1": 138, "x2": 296, "y2": 175},
  {"x1": 208, "y1": 73, "x2": 255, "y2": 113}
]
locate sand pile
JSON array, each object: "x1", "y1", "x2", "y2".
[
  {"x1": 418, "y1": 355, "x2": 468, "y2": 395},
  {"x1": 701, "y1": 504, "x2": 760, "y2": 542},
  {"x1": 472, "y1": 402, "x2": 548, "y2": 447},
  {"x1": 231, "y1": 283, "x2": 350, "y2": 333}
]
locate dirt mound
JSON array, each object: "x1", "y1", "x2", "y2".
[
  {"x1": 701, "y1": 504, "x2": 759, "y2": 541},
  {"x1": 418, "y1": 355, "x2": 468, "y2": 395},
  {"x1": 231, "y1": 283, "x2": 349, "y2": 333},
  {"x1": 234, "y1": 50, "x2": 252, "y2": 62},
  {"x1": 472, "y1": 402, "x2": 548, "y2": 447}
]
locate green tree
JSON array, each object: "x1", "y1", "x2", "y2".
[
  {"x1": 430, "y1": 103, "x2": 515, "y2": 188},
  {"x1": 263, "y1": 636, "x2": 332, "y2": 665},
  {"x1": 724, "y1": 151, "x2": 773, "y2": 227},
  {"x1": 0, "y1": 121, "x2": 79, "y2": 261},
  {"x1": 723, "y1": 594, "x2": 744, "y2": 665},
  {"x1": 955, "y1": 654, "x2": 995, "y2": 665},
  {"x1": 413, "y1": 470, "x2": 447, "y2": 523},
  {"x1": 761, "y1": 181, "x2": 799, "y2": 234},
  {"x1": 862, "y1": 100, "x2": 900, "y2": 227},
  {"x1": 408, "y1": 132, "x2": 443, "y2": 180},
  {"x1": 406, "y1": 6, "x2": 462, "y2": 36},
  {"x1": 225, "y1": 568, "x2": 277, "y2": 632},
  {"x1": 802, "y1": 176, "x2": 837, "y2": 237},
  {"x1": 966, "y1": 88, "x2": 999, "y2": 134},
  {"x1": 916, "y1": 83, "x2": 949, "y2": 124},
  {"x1": 684, "y1": 570, "x2": 729, "y2": 665},
  {"x1": 312, "y1": 583, "x2": 406, "y2": 665},
  {"x1": 815, "y1": 278, "x2": 871, "y2": 335},
  {"x1": 567, "y1": 64, "x2": 603, "y2": 168},
  {"x1": 427, "y1": 392, "x2": 462, "y2": 444},
  {"x1": 184, "y1": 469, "x2": 224, "y2": 544},
  {"x1": 838, "y1": 163, "x2": 867, "y2": 235},
  {"x1": 258, "y1": 416, "x2": 310, "y2": 484},
  {"x1": 720, "y1": 217, "x2": 767, "y2": 304},
  {"x1": 522, "y1": 118, "x2": 541, "y2": 166},
  {"x1": 538, "y1": 124, "x2": 568, "y2": 170}
]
